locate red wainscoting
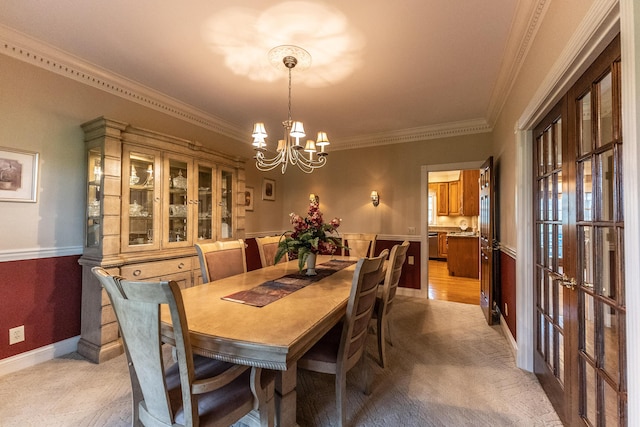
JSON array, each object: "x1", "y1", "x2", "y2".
[
  {"x1": 245, "y1": 238, "x2": 262, "y2": 271},
  {"x1": 0, "y1": 240, "x2": 420, "y2": 362},
  {"x1": 500, "y1": 249, "x2": 517, "y2": 340},
  {"x1": 374, "y1": 240, "x2": 421, "y2": 289},
  {"x1": 0, "y1": 256, "x2": 82, "y2": 360}
]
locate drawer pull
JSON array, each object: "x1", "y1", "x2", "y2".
[
  {"x1": 133, "y1": 269, "x2": 142, "y2": 277},
  {"x1": 178, "y1": 262, "x2": 185, "y2": 269}
]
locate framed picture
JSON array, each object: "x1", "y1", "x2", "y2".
[
  {"x1": 244, "y1": 186, "x2": 254, "y2": 211},
  {"x1": 262, "y1": 178, "x2": 276, "y2": 201},
  {"x1": 0, "y1": 147, "x2": 39, "y2": 203}
]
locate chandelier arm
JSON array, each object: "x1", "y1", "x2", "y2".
[{"x1": 254, "y1": 151, "x2": 287, "y2": 172}]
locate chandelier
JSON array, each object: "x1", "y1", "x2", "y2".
[{"x1": 252, "y1": 45, "x2": 329, "y2": 174}]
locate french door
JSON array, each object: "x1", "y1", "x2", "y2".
[{"x1": 534, "y1": 35, "x2": 626, "y2": 425}]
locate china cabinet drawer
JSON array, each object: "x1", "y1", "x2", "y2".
[{"x1": 120, "y1": 257, "x2": 192, "y2": 280}]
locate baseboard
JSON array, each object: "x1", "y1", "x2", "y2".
[
  {"x1": 499, "y1": 314, "x2": 518, "y2": 358},
  {"x1": 0, "y1": 335, "x2": 80, "y2": 377}
]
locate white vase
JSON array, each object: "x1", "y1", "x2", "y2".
[{"x1": 306, "y1": 253, "x2": 317, "y2": 276}]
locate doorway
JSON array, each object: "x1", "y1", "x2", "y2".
[{"x1": 423, "y1": 164, "x2": 483, "y2": 305}]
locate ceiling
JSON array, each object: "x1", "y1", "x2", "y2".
[{"x1": 0, "y1": 1, "x2": 542, "y2": 150}]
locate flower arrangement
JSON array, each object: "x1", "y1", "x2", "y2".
[{"x1": 275, "y1": 201, "x2": 344, "y2": 272}]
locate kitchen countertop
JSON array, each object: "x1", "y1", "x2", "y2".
[{"x1": 446, "y1": 232, "x2": 479, "y2": 238}]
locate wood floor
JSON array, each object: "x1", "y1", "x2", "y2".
[{"x1": 428, "y1": 259, "x2": 480, "y2": 305}]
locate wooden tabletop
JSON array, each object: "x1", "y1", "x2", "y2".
[{"x1": 160, "y1": 255, "x2": 358, "y2": 370}]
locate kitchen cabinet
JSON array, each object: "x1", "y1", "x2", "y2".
[
  {"x1": 460, "y1": 169, "x2": 480, "y2": 216},
  {"x1": 434, "y1": 170, "x2": 479, "y2": 216},
  {"x1": 447, "y1": 235, "x2": 479, "y2": 278},
  {"x1": 78, "y1": 117, "x2": 246, "y2": 363},
  {"x1": 438, "y1": 232, "x2": 449, "y2": 258},
  {"x1": 437, "y1": 183, "x2": 449, "y2": 215},
  {"x1": 448, "y1": 180, "x2": 460, "y2": 215}
]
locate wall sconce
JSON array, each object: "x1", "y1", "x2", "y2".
[
  {"x1": 309, "y1": 193, "x2": 319, "y2": 204},
  {"x1": 370, "y1": 190, "x2": 379, "y2": 207}
]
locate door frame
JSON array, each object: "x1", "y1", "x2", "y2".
[{"x1": 420, "y1": 161, "x2": 484, "y2": 300}]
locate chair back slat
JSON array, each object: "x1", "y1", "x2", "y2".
[
  {"x1": 340, "y1": 250, "x2": 387, "y2": 366},
  {"x1": 383, "y1": 241, "x2": 410, "y2": 314}
]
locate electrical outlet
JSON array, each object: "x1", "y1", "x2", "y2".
[
  {"x1": 408, "y1": 227, "x2": 416, "y2": 235},
  {"x1": 9, "y1": 325, "x2": 25, "y2": 345},
  {"x1": 504, "y1": 303, "x2": 509, "y2": 317},
  {"x1": 407, "y1": 255, "x2": 415, "y2": 265}
]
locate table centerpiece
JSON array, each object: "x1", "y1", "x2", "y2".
[{"x1": 275, "y1": 200, "x2": 344, "y2": 275}]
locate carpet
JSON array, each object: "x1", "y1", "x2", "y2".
[{"x1": 0, "y1": 297, "x2": 562, "y2": 426}]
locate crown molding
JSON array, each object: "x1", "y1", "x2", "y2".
[
  {"x1": 0, "y1": 24, "x2": 246, "y2": 142},
  {"x1": 486, "y1": 0, "x2": 551, "y2": 128},
  {"x1": 334, "y1": 119, "x2": 492, "y2": 151}
]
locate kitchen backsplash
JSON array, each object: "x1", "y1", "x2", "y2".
[{"x1": 434, "y1": 215, "x2": 478, "y2": 231}]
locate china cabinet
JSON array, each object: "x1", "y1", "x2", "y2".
[{"x1": 78, "y1": 117, "x2": 246, "y2": 362}]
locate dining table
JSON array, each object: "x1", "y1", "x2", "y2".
[{"x1": 160, "y1": 254, "x2": 359, "y2": 427}]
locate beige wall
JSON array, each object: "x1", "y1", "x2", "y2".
[
  {"x1": 268, "y1": 134, "x2": 492, "y2": 236},
  {"x1": 491, "y1": 0, "x2": 596, "y2": 250}
]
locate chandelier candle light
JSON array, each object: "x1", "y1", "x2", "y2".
[{"x1": 252, "y1": 45, "x2": 330, "y2": 174}]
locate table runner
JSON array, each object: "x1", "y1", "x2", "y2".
[{"x1": 221, "y1": 259, "x2": 356, "y2": 307}]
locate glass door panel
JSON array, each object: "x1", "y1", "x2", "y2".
[
  {"x1": 597, "y1": 72, "x2": 613, "y2": 148},
  {"x1": 122, "y1": 146, "x2": 160, "y2": 252},
  {"x1": 579, "y1": 92, "x2": 592, "y2": 156},
  {"x1": 197, "y1": 163, "x2": 215, "y2": 241},
  {"x1": 598, "y1": 149, "x2": 615, "y2": 221},
  {"x1": 166, "y1": 156, "x2": 191, "y2": 247},
  {"x1": 579, "y1": 159, "x2": 592, "y2": 221},
  {"x1": 86, "y1": 147, "x2": 102, "y2": 248},
  {"x1": 219, "y1": 169, "x2": 234, "y2": 239}
]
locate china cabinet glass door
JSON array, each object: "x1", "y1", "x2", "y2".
[
  {"x1": 219, "y1": 169, "x2": 234, "y2": 240},
  {"x1": 196, "y1": 163, "x2": 215, "y2": 241},
  {"x1": 86, "y1": 147, "x2": 102, "y2": 248},
  {"x1": 122, "y1": 146, "x2": 161, "y2": 252},
  {"x1": 165, "y1": 154, "x2": 193, "y2": 247}
]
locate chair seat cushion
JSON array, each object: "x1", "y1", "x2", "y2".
[
  {"x1": 166, "y1": 356, "x2": 254, "y2": 425},
  {"x1": 299, "y1": 322, "x2": 342, "y2": 367}
]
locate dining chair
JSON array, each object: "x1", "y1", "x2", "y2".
[
  {"x1": 297, "y1": 250, "x2": 388, "y2": 427},
  {"x1": 371, "y1": 240, "x2": 410, "y2": 368},
  {"x1": 91, "y1": 267, "x2": 275, "y2": 427},
  {"x1": 255, "y1": 235, "x2": 288, "y2": 268},
  {"x1": 341, "y1": 233, "x2": 377, "y2": 258},
  {"x1": 195, "y1": 239, "x2": 247, "y2": 283}
]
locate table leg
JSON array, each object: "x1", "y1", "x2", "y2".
[{"x1": 275, "y1": 362, "x2": 299, "y2": 427}]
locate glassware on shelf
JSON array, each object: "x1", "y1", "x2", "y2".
[
  {"x1": 142, "y1": 164, "x2": 153, "y2": 186},
  {"x1": 88, "y1": 200, "x2": 100, "y2": 217},
  {"x1": 172, "y1": 170, "x2": 187, "y2": 189},
  {"x1": 130, "y1": 164, "x2": 140, "y2": 185}
]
